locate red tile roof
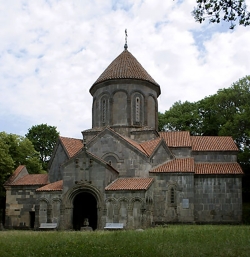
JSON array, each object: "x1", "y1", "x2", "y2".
[
  {"x1": 90, "y1": 50, "x2": 160, "y2": 94},
  {"x1": 8, "y1": 174, "x2": 48, "y2": 186},
  {"x1": 4, "y1": 165, "x2": 27, "y2": 185},
  {"x1": 150, "y1": 158, "x2": 195, "y2": 173},
  {"x1": 159, "y1": 131, "x2": 192, "y2": 147},
  {"x1": 60, "y1": 136, "x2": 83, "y2": 158},
  {"x1": 195, "y1": 162, "x2": 243, "y2": 175},
  {"x1": 140, "y1": 138, "x2": 162, "y2": 156},
  {"x1": 191, "y1": 136, "x2": 239, "y2": 151},
  {"x1": 36, "y1": 180, "x2": 63, "y2": 191},
  {"x1": 105, "y1": 177, "x2": 154, "y2": 191}
]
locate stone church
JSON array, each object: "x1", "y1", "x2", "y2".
[{"x1": 4, "y1": 42, "x2": 243, "y2": 230}]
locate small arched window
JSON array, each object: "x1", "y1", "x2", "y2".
[
  {"x1": 135, "y1": 97, "x2": 140, "y2": 122},
  {"x1": 170, "y1": 188, "x2": 175, "y2": 204},
  {"x1": 169, "y1": 186, "x2": 176, "y2": 207},
  {"x1": 102, "y1": 99, "x2": 107, "y2": 124}
]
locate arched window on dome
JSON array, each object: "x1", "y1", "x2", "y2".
[
  {"x1": 132, "y1": 94, "x2": 143, "y2": 125},
  {"x1": 102, "y1": 98, "x2": 107, "y2": 124},
  {"x1": 135, "y1": 97, "x2": 140, "y2": 122}
]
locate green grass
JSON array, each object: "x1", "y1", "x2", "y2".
[{"x1": 0, "y1": 225, "x2": 250, "y2": 257}]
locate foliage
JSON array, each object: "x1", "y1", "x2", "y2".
[
  {"x1": 158, "y1": 101, "x2": 200, "y2": 134},
  {"x1": 0, "y1": 226, "x2": 250, "y2": 257},
  {"x1": 25, "y1": 124, "x2": 59, "y2": 170},
  {"x1": 0, "y1": 132, "x2": 43, "y2": 199},
  {"x1": 192, "y1": 0, "x2": 250, "y2": 29}
]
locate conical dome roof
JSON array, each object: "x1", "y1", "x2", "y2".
[{"x1": 90, "y1": 49, "x2": 160, "y2": 94}]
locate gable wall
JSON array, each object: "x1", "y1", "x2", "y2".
[
  {"x1": 151, "y1": 144, "x2": 172, "y2": 167},
  {"x1": 62, "y1": 154, "x2": 118, "y2": 195},
  {"x1": 49, "y1": 143, "x2": 68, "y2": 183},
  {"x1": 88, "y1": 133, "x2": 151, "y2": 177}
]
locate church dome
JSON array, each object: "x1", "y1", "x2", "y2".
[{"x1": 90, "y1": 49, "x2": 160, "y2": 95}]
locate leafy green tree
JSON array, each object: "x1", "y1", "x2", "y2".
[
  {"x1": 25, "y1": 124, "x2": 59, "y2": 170},
  {"x1": 192, "y1": 0, "x2": 250, "y2": 29},
  {"x1": 158, "y1": 101, "x2": 200, "y2": 134},
  {"x1": 0, "y1": 132, "x2": 43, "y2": 222},
  {"x1": 0, "y1": 132, "x2": 42, "y2": 176}
]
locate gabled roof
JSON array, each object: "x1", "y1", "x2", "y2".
[
  {"x1": 195, "y1": 162, "x2": 243, "y2": 175},
  {"x1": 90, "y1": 50, "x2": 160, "y2": 95},
  {"x1": 105, "y1": 177, "x2": 154, "y2": 191},
  {"x1": 191, "y1": 136, "x2": 239, "y2": 151},
  {"x1": 60, "y1": 136, "x2": 83, "y2": 158},
  {"x1": 159, "y1": 131, "x2": 192, "y2": 147},
  {"x1": 150, "y1": 158, "x2": 195, "y2": 173},
  {"x1": 5, "y1": 174, "x2": 48, "y2": 186},
  {"x1": 4, "y1": 165, "x2": 27, "y2": 186},
  {"x1": 140, "y1": 137, "x2": 162, "y2": 156},
  {"x1": 36, "y1": 180, "x2": 63, "y2": 191}
]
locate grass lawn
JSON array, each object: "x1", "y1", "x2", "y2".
[{"x1": 0, "y1": 225, "x2": 250, "y2": 257}]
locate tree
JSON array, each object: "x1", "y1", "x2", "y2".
[
  {"x1": 158, "y1": 101, "x2": 200, "y2": 134},
  {"x1": 192, "y1": 0, "x2": 250, "y2": 29},
  {"x1": 25, "y1": 124, "x2": 59, "y2": 170},
  {"x1": 0, "y1": 132, "x2": 43, "y2": 222},
  {"x1": 0, "y1": 132, "x2": 43, "y2": 176}
]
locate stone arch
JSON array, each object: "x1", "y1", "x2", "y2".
[
  {"x1": 167, "y1": 181, "x2": 178, "y2": 207},
  {"x1": 39, "y1": 198, "x2": 49, "y2": 224},
  {"x1": 98, "y1": 92, "x2": 111, "y2": 126},
  {"x1": 118, "y1": 197, "x2": 129, "y2": 226},
  {"x1": 129, "y1": 197, "x2": 144, "y2": 229},
  {"x1": 102, "y1": 152, "x2": 123, "y2": 169},
  {"x1": 105, "y1": 197, "x2": 118, "y2": 223},
  {"x1": 112, "y1": 90, "x2": 128, "y2": 125},
  {"x1": 92, "y1": 97, "x2": 97, "y2": 127},
  {"x1": 147, "y1": 94, "x2": 157, "y2": 129},
  {"x1": 51, "y1": 198, "x2": 61, "y2": 223},
  {"x1": 62, "y1": 183, "x2": 102, "y2": 230}
]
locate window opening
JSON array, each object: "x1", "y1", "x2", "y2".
[
  {"x1": 102, "y1": 99, "x2": 106, "y2": 124},
  {"x1": 135, "y1": 97, "x2": 140, "y2": 122},
  {"x1": 170, "y1": 187, "x2": 175, "y2": 204}
]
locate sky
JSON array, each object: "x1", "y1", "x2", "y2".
[{"x1": 1, "y1": 0, "x2": 250, "y2": 139}]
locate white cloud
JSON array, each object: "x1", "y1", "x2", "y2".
[{"x1": 0, "y1": 0, "x2": 250, "y2": 138}]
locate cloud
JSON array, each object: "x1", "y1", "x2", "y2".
[{"x1": 0, "y1": 0, "x2": 250, "y2": 138}]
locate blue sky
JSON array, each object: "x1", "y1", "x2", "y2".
[{"x1": 1, "y1": 0, "x2": 250, "y2": 138}]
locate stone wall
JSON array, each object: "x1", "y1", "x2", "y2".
[
  {"x1": 194, "y1": 175, "x2": 242, "y2": 223},
  {"x1": 36, "y1": 191, "x2": 62, "y2": 229},
  {"x1": 192, "y1": 151, "x2": 238, "y2": 162},
  {"x1": 5, "y1": 186, "x2": 38, "y2": 229},
  {"x1": 150, "y1": 173, "x2": 194, "y2": 224},
  {"x1": 91, "y1": 80, "x2": 158, "y2": 132},
  {"x1": 104, "y1": 185, "x2": 154, "y2": 229}
]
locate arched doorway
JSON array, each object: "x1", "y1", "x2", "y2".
[{"x1": 73, "y1": 192, "x2": 97, "y2": 230}]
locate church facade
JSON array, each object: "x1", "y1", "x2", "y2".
[{"x1": 4, "y1": 44, "x2": 243, "y2": 230}]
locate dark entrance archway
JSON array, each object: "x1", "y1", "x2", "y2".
[{"x1": 73, "y1": 192, "x2": 97, "y2": 230}]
